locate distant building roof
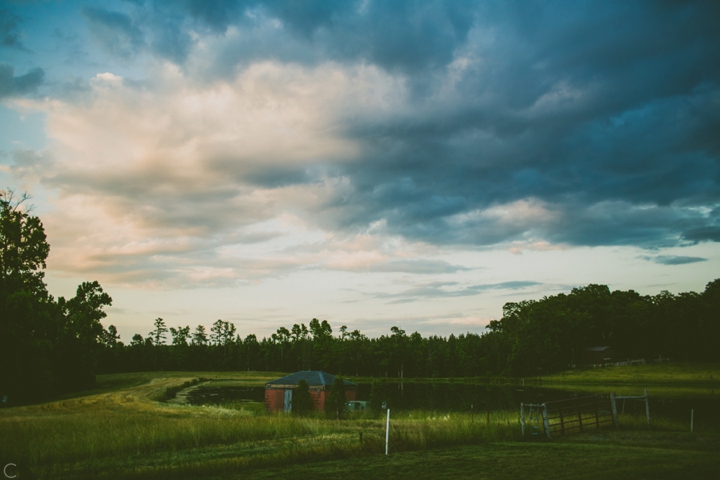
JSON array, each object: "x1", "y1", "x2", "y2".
[
  {"x1": 584, "y1": 346, "x2": 612, "y2": 352},
  {"x1": 266, "y1": 371, "x2": 356, "y2": 388}
]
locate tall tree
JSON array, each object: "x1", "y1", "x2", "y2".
[
  {"x1": 310, "y1": 318, "x2": 333, "y2": 370},
  {"x1": 325, "y1": 377, "x2": 347, "y2": 419},
  {"x1": 150, "y1": 318, "x2": 168, "y2": 346},
  {"x1": 56, "y1": 281, "x2": 112, "y2": 389},
  {"x1": 1, "y1": 192, "x2": 53, "y2": 401},
  {"x1": 170, "y1": 325, "x2": 190, "y2": 346},
  {"x1": 192, "y1": 325, "x2": 208, "y2": 346},
  {"x1": 210, "y1": 319, "x2": 237, "y2": 367},
  {"x1": 0, "y1": 191, "x2": 49, "y2": 296},
  {"x1": 149, "y1": 318, "x2": 168, "y2": 370},
  {"x1": 1, "y1": 192, "x2": 112, "y2": 400}
]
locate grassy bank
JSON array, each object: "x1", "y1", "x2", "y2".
[
  {"x1": 542, "y1": 362, "x2": 720, "y2": 386},
  {"x1": 347, "y1": 362, "x2": 720, "y2": 387},
  {"x1": 0, "y1": 374, "x2": 520, "y2": 479}
]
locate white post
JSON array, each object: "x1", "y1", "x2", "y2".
[
  {"x1": 610, "y1": 393, "x2": 618, "y2": 429},
  {"x1": 691, "y1": 409, "x2": 694, "y2": 433},
  {"x1": 385, "y1": 409, "x2": 391, "y2": 455}
]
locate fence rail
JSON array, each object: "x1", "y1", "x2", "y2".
[
  {"x1": 545, "y1": 395, "x2": 614, "y2": 437},
  {"x1": 522, "y1": 394, "x2": 617, "y2": 439},
  {"x1": 521, "y1": 391, "x2": 650, "y2": 439}
]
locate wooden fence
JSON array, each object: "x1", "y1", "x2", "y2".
[
  {"x1": 522, "y1": 394, "x2": 615, "y2": 439},
  {"x1": 521, "y1": 391, "x2": 652, "y2": 439}
]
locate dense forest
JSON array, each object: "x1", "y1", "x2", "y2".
[
  {"x1": 105, "y1": 279, "x2": 720, "y2": 378},
  {"x1": 2, "y1": 193, "x2": 719, "y2": 404}
]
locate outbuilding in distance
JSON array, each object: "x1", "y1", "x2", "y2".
[
  {"x1": 582, "y1": 346, "x2": 615, "y2": 365},
  {"x1": 265, "y1": 371, "x2": 357, "y2": 412}
]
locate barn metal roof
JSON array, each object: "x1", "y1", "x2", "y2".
[
  {"x1": 584, "y1": 346, "x2": 612, "y2": 352},
  {"x1": 266, "y1": 371, "x2": 356, "y2": 387}
]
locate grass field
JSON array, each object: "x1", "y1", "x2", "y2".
[
  {"x1": 0, "y1": 374, "x2": 520, "y2": 478},
  {"x1": 541, "y1": 362, "x2": 720, "y2": 386},
  {"x1": 346, "y1": 362, "x2": 720, "y2": 388},
  {"x1": 1, "y1": 365, "x2": 718, "y2": 479}
]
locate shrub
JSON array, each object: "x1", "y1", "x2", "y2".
[
  {"x1": 325, "y1": 378, "x2": 347, "y2": 419},
  {"x1": 293, "y1": 379, "x2": 314, "y2": 416}
]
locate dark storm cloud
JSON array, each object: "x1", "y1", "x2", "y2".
[
  {"x1": 0, "y1": 63, "x2": 44, "y2": 98},
  {"x1": 646, "y1": 255, "x2": 707, "y2": 266},
  {"x1": 374, "y1": 280, "x2": 542, "y2": 303},
  {"x1": 294, "y1": 1, "x2": 720, "y2": 248},
  {"x1": 0, "y1": 7, "x2": 28, "y2": 50},
  {"x1": 112, "y1": 0, "x2": 475, "y2": 74},
  {"x1": 81, "y1": 6, "x2": 145, "y2": 59}
]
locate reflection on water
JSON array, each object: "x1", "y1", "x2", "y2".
[
  {"x1": 185, "y1": 381, "x2": 719, "y2": 428},
  {"x1": 187, "y1": 384, "x2": 265, "y2": 405}
]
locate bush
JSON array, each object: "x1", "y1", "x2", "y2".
[{"x1": 292, "y1": 379, "x2": 314, "y2": 416}]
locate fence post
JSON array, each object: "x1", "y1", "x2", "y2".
[
  {"x1": 543, "y1": 404, "x2": 551, "y2": 439},
  {"x1": 521, "y1": 403, "x2": 525, "y2": 436},
  {"x1": 691, "y1": 409, "x2": 694, "y2": 433},
  {"x1": 578, "y1": 403, "x2": 583, "y2": 433},
  {"x1": 610, "y1": 393, "x2": 618, "y2": 429},
  {"x1": 644, "y1": 389, "x2": 651, "y2": 429},
  {"x1": 385, "y1": 409, "x2": 390, "y2": 455},
  {"x1": 594, "y1": 397, "x2": 600, "y2": 427}
]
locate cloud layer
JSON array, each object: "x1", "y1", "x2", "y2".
[{"x1": 2, "y1": 0, "x2": 719, "y2": 290}]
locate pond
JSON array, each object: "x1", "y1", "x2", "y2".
[{"x1": 183, "y1": 380, "x2": 720, "y2": 429}]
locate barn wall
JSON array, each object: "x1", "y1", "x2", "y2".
[
  {"x1": 311, "y1": 389, "x2": 325, "y2": 410},
  {"x1": 265, "y1": 388, "x2": 285, "y2": 412},
  {"x1": 266, "y1": 384, "x2": 358, "y2": 412}
]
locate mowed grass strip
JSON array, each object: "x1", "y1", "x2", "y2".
[{"x1": 238, "y1": 438, "x2": 720, "y2": 480}]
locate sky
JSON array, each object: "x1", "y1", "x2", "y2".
[{"x1": 1, "y1": 0, "x2": 719, "y2": 343}]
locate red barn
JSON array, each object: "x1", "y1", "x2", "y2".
[{"x1": 265, "y1": 371, "x2": 357, "y2": 412}]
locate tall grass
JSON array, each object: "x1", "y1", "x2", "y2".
[{"x1": 0, "y1": 375, "x2": 523, "y2": 478}]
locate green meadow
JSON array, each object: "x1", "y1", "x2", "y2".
[
  {"x1": 541, "y1": 362, "x2": 720, "y2": 385},
  {"x1": 1, "y1": 364, "x2": 719, "y2": 479}
]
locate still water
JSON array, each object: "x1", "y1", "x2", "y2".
[{"x1": 185, "y1": 381, "x2": 719, "y2": 429}]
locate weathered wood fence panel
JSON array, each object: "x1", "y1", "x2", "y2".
[
  {"x1": 543, "y1": 394, "x2": 614, "y2": 438},
  {"x1": 545, "y1": 395, "x2": 615, "y2": 437},
  {"x1": 521, "y1": 392, "x2": 653, "y2": 438}
]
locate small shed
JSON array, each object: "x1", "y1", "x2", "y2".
[
  {"x1": 264, "y1": 371, "x2": 357, "y2": 412},
  {"x1": 582, "y1": 346, "x2": 615, "y2": 365}
]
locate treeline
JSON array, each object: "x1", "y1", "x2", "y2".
[{"x1": 100, "y1": 280, "x2": 720, "y2": 377}]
